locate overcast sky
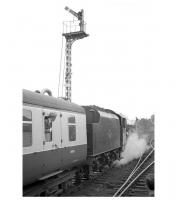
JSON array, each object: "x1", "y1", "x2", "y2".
[{"x1": 14, "y1": 0, "x2": 164, "y2": 119}]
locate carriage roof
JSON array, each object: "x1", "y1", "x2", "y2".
[{"x1": 23, "y1": 89, "x2": 85, "y2": 114}]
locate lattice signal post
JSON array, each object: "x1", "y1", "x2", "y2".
[{"x1": 62, "y1": 7, "x2": 89, "y2": 102}]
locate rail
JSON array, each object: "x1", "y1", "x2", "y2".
[
  {"x1": 118, "y1": 161, "x2": 154, "y2": 196},
  {"x1": 113, "y1": 148, "x2": 154, "y2": 197}
]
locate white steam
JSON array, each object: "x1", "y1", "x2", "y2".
[{"x1": 113, "y1": 132, "x2": 149, "y2": 167}]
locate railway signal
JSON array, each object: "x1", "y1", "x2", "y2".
[{"x1": 62, "y1": 7, "x2": 89, "y2": 101}]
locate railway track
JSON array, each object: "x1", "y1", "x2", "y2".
[
  {"x1": 113, "y1": 148, "x2": 154, "y2": 197},
  {"x1": 122, "y1": 163, "x2": 154, "y2": 196},
  {"x1": 62, "y1": 146, "x2": 154, "y2": 197}
]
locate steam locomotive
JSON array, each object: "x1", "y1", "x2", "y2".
[{"x1": 23, "y1": 89, "x2": 127, "y2": 195}]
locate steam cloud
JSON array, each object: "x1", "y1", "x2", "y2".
[{"x1": 113, "y1": 132, "x2": 149, "y2": 167}]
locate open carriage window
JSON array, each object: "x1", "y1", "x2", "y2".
[
  {"x1": 23, "y1": 109, "x2": 32, "y2": 147},
  {"x1": 44, "y1": 116, "x2": 52, "y2": 142}
]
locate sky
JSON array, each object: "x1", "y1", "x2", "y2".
[
  {"x1": 4, "y1": 0, "x2": 175, "y2": 121},
  {"x1": 15, "y1": 0, "x2": 159, "y2": 120}
]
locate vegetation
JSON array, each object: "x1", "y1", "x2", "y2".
[{"x1": 135, "y1": 115, "x2": 154, "y2": 141}]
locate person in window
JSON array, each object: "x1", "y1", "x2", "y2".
[
  {"x1": 45, "y1": 117, "x2": 52, "y2": 141},
  {"x1": 45, "y1": 117, "x2": 50, "y2": 131}
]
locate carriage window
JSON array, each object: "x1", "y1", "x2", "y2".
[
  {"x1": 23, "y1": 109, "x2": 32, "y2": 121},
  {"x1": 68, "y1": 116, "x2": 76, "y2": 141},
  {"x1": 69, "y1": 125, "x2": 76, "y2": 141},
  {"x1": 44, "y1": 116, "x2": 52, "y2": 142},
  {"x1": 23, "y1": 109, "x2": 32, "y2": 147}
]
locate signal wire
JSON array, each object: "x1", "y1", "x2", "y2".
[{"x1": 57, "y1": 26, "x2": 64, "y2": 98}]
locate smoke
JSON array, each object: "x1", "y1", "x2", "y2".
[{"x1": 113, "y1": 132, "x2": 149, "y2": 167}]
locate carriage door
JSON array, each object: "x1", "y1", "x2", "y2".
[
  {"x1": 60, "y1": 112, "x2": 78, "y2": 166},
  {"x1": 42, "y1": 109, "x2": 61, "y2": 151}
]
